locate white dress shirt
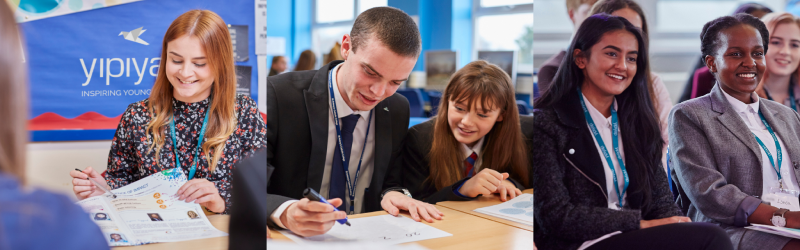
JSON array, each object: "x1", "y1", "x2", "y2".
[
  {"x1": 721, "y1": 89, "x2": 799, "y2": 196},
  {"x1": 269, "y1": 63, "x2": 376, "y2": 229},
  {"x1": 582, "y1": 94, "x2": 627, "y2": 210}
]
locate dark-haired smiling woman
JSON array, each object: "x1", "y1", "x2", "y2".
[
  {"x1": 670, "y1": 13, "x2": 800, "y2": 250},
  {"x1": 532, "y1": 14, "x2": 732, "y2": 250}
]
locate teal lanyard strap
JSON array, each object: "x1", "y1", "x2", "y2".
[
  {"x1": 754, "y1": 110, "x2": 784, "y2": 186},
  {"x1": 577, "y1": 87, "x2": 629, "y2": 208},
  {"x1": 170, "y1": 103, "x2": 211, "y2": 180},
  {"x1": 790, "y1": 83, "x2": 797, "y2": 112}
]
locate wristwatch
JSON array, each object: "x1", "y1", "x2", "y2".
[
  {"x1": 771, "y1": 208, "x2": 790, "y2": 227},
  {"x1": 381, "y1": 187, "x2": 412, "y2": 199}
]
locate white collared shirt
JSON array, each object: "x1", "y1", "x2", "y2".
[
  {"x1": 269, "y1": 63, "x2": 376, "y2": 229},
  {"x1": 460, "y1": 137, "x2": 485, "y2": 175},
  {"x1": 320, "y1": 63, "x2": 376, "y2": 215},
  {"x1": 582, "y1": 94, "x2": 627, "y2": 210},
  {"x1": 721, "y1": 89, "x2": 799, "y2": 197}
]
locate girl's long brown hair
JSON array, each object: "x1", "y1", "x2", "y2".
[
  {"x1": 429, "y1": 60, "x2": 530, "y2": 189},
  {"x1": 0, "y1": 2, "x2": 27, "y2": 183},
  {"x1": 146, "y1": 10, "x2": 237, "y2": 172}
]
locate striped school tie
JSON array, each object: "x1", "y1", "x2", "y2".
[{"x1": 464, "y1": 152, "x2": 478, "y2": 177}]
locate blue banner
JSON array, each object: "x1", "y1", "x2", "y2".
[{"x1": 22, "y1": 0, "x2": 259, "y2": 141}]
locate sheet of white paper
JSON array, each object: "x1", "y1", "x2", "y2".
[
  {"x1": 267, "y1": 240, "x2": 430, "y2": 250},
  {"x1": 473, "y1": 194, "x2": 533, "y2": 226},
  {"x1": 746, "y1": 224, "x2": 800, "y2": 239},
  {"x1": 282, "y1": 215, "x2": 452, "y2": 245}
]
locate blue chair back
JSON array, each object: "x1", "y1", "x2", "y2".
[
  {"x1": 427, "y1": 91, "x2": 442, "y2": 116},
  {"x1": 667, "y1": 146, "x2": 678, "y2": 201},
  {"x1": 516, "y1": 100, "x2": 530, "y2": 115},
  {"x1": 396, "y1": 88, "x2": 426, "y2": 117}
]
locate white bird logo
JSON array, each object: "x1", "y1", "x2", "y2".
[{"x1": 119, "y1": 27, "x2": 149, "y2": 45}]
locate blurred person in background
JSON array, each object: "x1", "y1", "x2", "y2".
[
  {"x1": 294, "y1": 49, "x2": 317, "y2": 71},
  {"x1": 324, "y1": 42, "x2": 344, "y2": 65},
  {"x1": 755, "y1": 12, "x2": 800, "y2": 111},
  {"x1": 269, "y1": 55, "x2": 288, "y2": 76}
]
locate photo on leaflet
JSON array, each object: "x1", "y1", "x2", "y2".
[
  {"x1": 93, "y1": 212, "x2": 111, "y2": 221},
  {"x1": 187, "y1": 210, "x2": 201, "y2": 220},
  {"x1": 110, "y1": 233, "x2": 128, "y2": 243},
  {"x1": 147, "y1": 213, "x2": 163, "y2": 222}
]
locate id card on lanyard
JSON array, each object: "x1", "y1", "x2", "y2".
[
  {"x1": 754, "y1": 110, "x2": 800, "y2": 211},
  {"x1": 577, "y1": 87, "x2": 629, "y2": 209},
  {"x1": 170, "y1": 103, "x2": 211, "y2": 181},
  {"x1": 329, "y1": 66, "x2": 373, "y2": 215}
]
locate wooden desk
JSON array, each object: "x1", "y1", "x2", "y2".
[
  {"x1": 268, "y1": 206, "x2": 533, "y2": 250},
  {"x1": 437, "y1": 189, "x2": 533, "y2": 232},
  {"x1": 112, "y1": 215, "x2": 230, "y2": 250}
]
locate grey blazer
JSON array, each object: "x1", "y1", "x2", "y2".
[{"x1": 669, "y1": 84, "x2": 800, "y2": 250}]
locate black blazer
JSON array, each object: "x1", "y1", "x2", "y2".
[
  {"x1": 266, "y1": 61, "x2": 409, "y2": 228},
  {"x1": 402, "y1": 116, "x2": 533, "y2": 204},
  {"x1": 532, "y1": 91, "x2": 681, "y2": 250}
]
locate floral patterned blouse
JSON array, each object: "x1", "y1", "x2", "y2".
[{"x1": 105, "y1": 94, "x2": 266, "y2": 214}]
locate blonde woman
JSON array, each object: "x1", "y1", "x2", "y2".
[
  {"x1": 70, "y1": 10, "x2": 267, "y2": 214},
  {"x1": 756, "y1": 12, "x2": 800, "y2": 111}
]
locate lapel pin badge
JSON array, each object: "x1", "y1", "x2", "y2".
[{"x1": 384, "y1": 107, "x2": 389, "y2": 112}]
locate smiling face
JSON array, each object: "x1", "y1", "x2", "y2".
[
  {"x1": 447, "y1": 99, "x2": 503, "y2": 148},
  {"x1": 111, "y1": 234, "x2": 121, "y2": 241},
  {"x1": 766, "y1": 22, "x2": 800, "y2": 77},
  {"x1": 575, "y1": 29, "x2": 639, "y2": 98},
  {"x1": 336, "y1": 35, "x2": 417, "y2": 111},
  {"x1": 165, "y1": 35, "x2": 215, "y2": 103},
  {"x1": 707, "y1": 24, "x2": 766, "y2": 99}
]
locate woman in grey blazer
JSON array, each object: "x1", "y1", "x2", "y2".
[
  {"x1": 670, "y1": 14, "x2": 800, "y2": 250},
  {"x1": 533, "y1": 14, "x2": 731, "y2": 250}
]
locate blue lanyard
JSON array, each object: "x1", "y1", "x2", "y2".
[
  {"x1": 790, "y1": 84, "x2": 797, "y2": 112},
  {"x1": 170, "y1": 103, "x2": 210, "y2": 181},
  {"x1": 754, "y1": 110, "x2": 784, "y2": 188},
  {"x1": 328, "y1": 66, "x2": 373, "y2": 214},
  {"x1": 577, "y1": 87, "x2": 629, "y2": 208}
]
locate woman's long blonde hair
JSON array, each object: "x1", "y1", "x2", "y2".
[
  {"x1": 146, "y1": 10, "x2": 237, "y2": 172},
  {"x1": 429, "y1": 61, "x2": 530, "y2": 189},
  {"x1": 0, "y1": 2, "x2": 28, "y2": 183}
]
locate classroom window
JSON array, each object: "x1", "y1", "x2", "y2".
[
  {"x1": 656, "y1": 0, "x2": 783, "y2": 33},
  {"x1": 316, "y1": 0, "x2": 354, "y2": 23},
  {"x1": 474, "y1": 1, "x2": 533, "y2": 73},
  {"x1": 532, "y1": 0, "x2": 572, "y2": 34},
  {"x1": 358, "y1": 0, "x2": 387, "y2": 14},
  {"x1": 481, "y1": 0, "x2": 533, "y2": 8},
  {"x1": 311, "y1": 0, "x2": 388, "y2": 69}
]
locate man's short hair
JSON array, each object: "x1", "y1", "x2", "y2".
[
  {"x1": 350, "y1": 7, "x2": 421, "y2": 58},
  {"x1": 566, "y1": 0, "x2": 598, "y2": 11}
]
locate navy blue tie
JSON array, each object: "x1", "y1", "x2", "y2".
[{"x1": 330, "y1": 114, "x2": 360, "y2": 211}]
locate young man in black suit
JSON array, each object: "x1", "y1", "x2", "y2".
[{"x1": 267, "y1": 7, "x2": 442, "y2": 237}]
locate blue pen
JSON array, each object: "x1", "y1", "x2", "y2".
[{"x1": 303, "y1": 188, "x2": 351, "y2": 226}]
